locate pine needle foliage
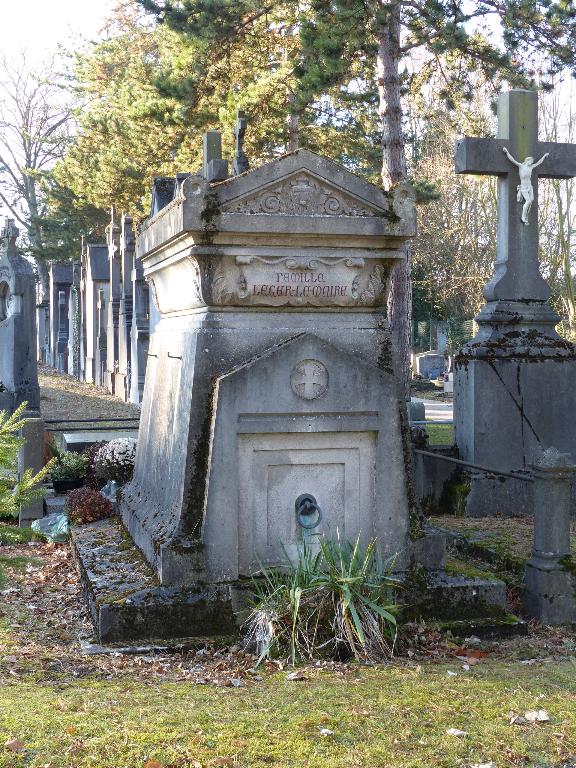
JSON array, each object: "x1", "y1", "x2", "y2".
[
  {"x1": 0, "y1": 403, "x2": 53, "y2": 520},
  {"x1": 244, "y1": 536, "x2": 399, "y2": 665}
]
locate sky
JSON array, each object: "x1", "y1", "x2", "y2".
[{"x1": 2, "y1": 0, "x2": 116, "y2": 61}]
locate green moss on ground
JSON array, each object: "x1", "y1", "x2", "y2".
[
  {"x1": 1, "y1": 663, "x2": 576, "y2": 767},
  {"x1": 444, "y1": 556, "x2": 495, "y2": 580},
  {"x1": 430, "y1": 515, "x2": 576, "y2": 566}
]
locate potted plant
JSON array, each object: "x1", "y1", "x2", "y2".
[{"x1": 51, "y1": 451, "x2": 89, "y2": 494}]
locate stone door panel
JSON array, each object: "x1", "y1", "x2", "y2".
[{"x1": 238, "y1": 431, "x2": 376, "y2": 574}]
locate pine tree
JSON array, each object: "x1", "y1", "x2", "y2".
[{"x1": 0, "y1": 404, "x2": 53, "y2": 520}]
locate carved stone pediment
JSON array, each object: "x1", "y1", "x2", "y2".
[{"x1": 222, "y1": 171, "x2": 383, "y2": 218}]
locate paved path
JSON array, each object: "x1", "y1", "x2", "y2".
[{"x1": 412, "y1": 397, "x2": 453, "y2": 422}]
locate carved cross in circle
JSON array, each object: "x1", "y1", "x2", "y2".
[{"x1": 290, "y1": 359, "x2": 328, "y2": 400}]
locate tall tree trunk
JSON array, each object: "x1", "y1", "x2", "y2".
[
  {"x1": 283, "y1": 21, "x2": 300, "y2": 152},
  {"x1": 375, "y1": 0, "x2": 412, "y2": 398},
  {"x1": 287, "y1": 101, "x2": 300, "y2": 152},
  {"x1": 25, "y1": 177, "x2": 50, "y2": 304}
]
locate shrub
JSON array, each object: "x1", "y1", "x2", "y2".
[
  {"x1": 66, "y1": 487, "x2": 114, "y2": 525},
  {"x1": 244, "y1": 536, "x2": 399, "y2": 665},
  {"x1": 51, "y1": 451, "x2": 89, "y2": 482},
  {"x1": 94, "y1": 438, "x2": 136, "y2": 485},
  {"x1": 0, "y1": 403, "x2": 54, "y2": 519},
  {"x1": 84, "y1": 442, "x2": 107, "y2": 489}
]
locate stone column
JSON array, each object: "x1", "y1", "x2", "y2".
[
  {"x1": 96, "y1": 288, "x2": 107, "y2": 386},
  {"x1": 105, "y1": 215, "x2": 121, "y2": 394},
  {"x1": 115, "y1": 216, "x2": 135, "y2": 401},
  {"x1": 129, "y1": 236, "x2": 149, "y2": 404},
  {"x1": 524, "y1": 448, "x2": 576, "y2": 624}
]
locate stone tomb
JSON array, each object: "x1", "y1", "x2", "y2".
[
  {"x1": 80, "y1": 243, "x2": 109, "y2": 386},
  {"x1": 72, "y1": 148, "x2": 503, "y2": 641},
  {"x1": 123, "y1": 149, "x2": 418, "y2": 588}
]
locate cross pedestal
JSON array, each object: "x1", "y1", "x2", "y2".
[{"x1": 453, "y1": 90, "x2": 576, "y2": 513}]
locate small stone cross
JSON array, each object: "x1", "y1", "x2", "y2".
[
  {"x1": 232, "y1": 110, "x2": 249, "y2": 176},
  {"x1": 291, "y1": 360, "x2": 327, "y2": 400},
  {"x1": 455, "y1": 89, "x2": 576, "y2": 303}
]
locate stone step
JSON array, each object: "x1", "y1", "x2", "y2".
[
  {"x1": 71, "y1": 518, "x2": 235, "y2": 643},
  {"x1": 72, "y1": 518, "x2": 510, "y2": 645},
  {"x1": 401, "y1": 569, "x2": 509, "y2": 623}
]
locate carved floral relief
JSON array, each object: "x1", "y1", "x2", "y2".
[{"x1": 224, "y1": 173, "x2": 378, "y2": 217}]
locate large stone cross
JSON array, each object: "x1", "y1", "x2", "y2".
[{"x1": 456, "y1": 89, "x2": 576, "y2": 304}]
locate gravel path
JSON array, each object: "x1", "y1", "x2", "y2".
[{"x1": 39, "y1": 365, "x2": 140, "y2": 424}]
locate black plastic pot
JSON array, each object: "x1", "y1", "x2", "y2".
[{"x1": 52, "y1": 478, "x2": 85, "y2": 494}]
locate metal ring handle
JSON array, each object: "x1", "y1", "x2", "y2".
[{"x1": 295, "y1": 494, "x2": 323, "y2": 530}]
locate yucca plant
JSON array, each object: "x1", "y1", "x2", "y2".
[
  {"x1": 244, "y1": 535, "x2": 399, "y2": 665},
  {"x1": 0, "y1": 403, "x2": 54, "y2": 519}
]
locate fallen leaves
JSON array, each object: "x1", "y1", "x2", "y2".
[
  {"x1": 525, "y1": 709, "x2": 551, "y2": 722},
  {"x1": 510, "y1": 709, "x2": 551, "y2": 725},
  {"x1": 286, "y1": 670, "x2": 308, "y2": 681},
  {"x1": 4, "y1": 738, "x2": 26, "y2": 752}
]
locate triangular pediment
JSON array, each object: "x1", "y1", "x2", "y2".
[
  {"x1": 221, "y1": 170, "x2": 384, "y2": 218},
  {"x1": 215, "y1": 149, "x2": 392, "y2": 218}
]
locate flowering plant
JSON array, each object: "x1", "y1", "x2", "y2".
[{"x1": 94, "y1": 438, "x2": 137, "y2": 485}]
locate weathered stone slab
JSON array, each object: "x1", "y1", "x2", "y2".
[
  {"x1": 71, "y1": 519, "x2": 235, "y2": 643},
  {"x1": 62, "y1": 430, "x2": 138, "y2": 453}
]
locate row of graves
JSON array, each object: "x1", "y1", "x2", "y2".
[
  {"x1": 37, "y1": 216, "x2": 159, "y2": 404},
  {"x1": 2, "y1": 91, "x2": 576, "y2": 643}
]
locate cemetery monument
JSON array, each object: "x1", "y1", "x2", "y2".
[
  {"x1": 72, "y1": 128, "x2": 506, "y2": 642},
  {"x1": 455, "y1": 89, "x2": 576, "y2": 492},
  {"x1": 0, "y1": 219, "x2": 44, "y2": 525}
]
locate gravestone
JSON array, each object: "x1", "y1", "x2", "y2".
[
  {"x1": 36, "y1": 289, "x2": 50, "y2": 364},
  {"x1": 105, "y1": 213, "x2": 121, "y2": 394},
  {"x1": 415, "y1": 351, "x2": 445, "y2": 380},
  {"x1": 67, "y1": 262, "x2": 81, "y2": 377},
  {"x1": 454, "y1": 89, "x2": 576, "y2": 514},
  {"x1": 80, "y1": 243, "x2": 109, "y2": 384},
  {"x1": 0, "y1": 220, "x2": 40, "y2": 413},
  {"x1": 0, "y1": 219, "x2": 44, "y2": 525},
  {"x1": 48, "y1": 262, "x2": 73, "y2": 371}
]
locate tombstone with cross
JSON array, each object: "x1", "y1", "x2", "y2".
[
  {"x1": 454, "y1": 89, "x2": 576, "y2": 507},
  {"x1": 0, "y1": 219, "x2": 44, "y2": 527},
  {"x1": 0, "y1": 219, "x2": 40, "y2": 415}
]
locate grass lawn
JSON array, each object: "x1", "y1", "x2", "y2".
[
  {"x1": 1, "y1": 661, "x2": 576, "y2": 768},
  {"x1": 2, "y1": 524, "x2": 576, "y2": 768},
  {"x1": 426, "y1": 422, "x2": 454, "y2": 445}
]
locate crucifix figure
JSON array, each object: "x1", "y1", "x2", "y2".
[
  {"x1": 455, "y1": 89, "x2": 576, "y2": 305},
  {"x1": 502, "y1": 147, "x2": 549, "y2": 225}
]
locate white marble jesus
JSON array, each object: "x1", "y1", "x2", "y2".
[{"x1": 503, "y1": 147, "x2": 549, "y2": 225}]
